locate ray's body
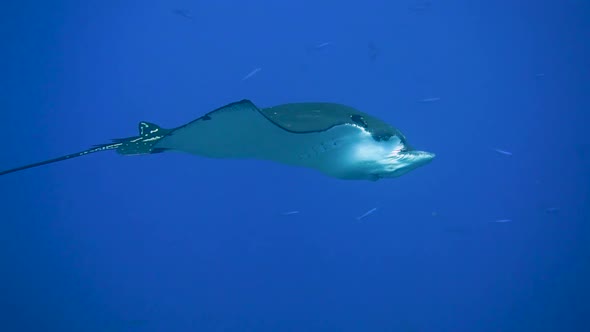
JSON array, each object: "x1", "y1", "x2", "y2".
[{"x1": 0, "y1": 100, "x2": 434, "y2": 181}]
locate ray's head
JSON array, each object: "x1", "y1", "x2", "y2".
[{"x1": 350, "y1": 130, "x2": 435, "y2": 181}]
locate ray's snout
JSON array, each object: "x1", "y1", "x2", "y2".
[
  {"x1": 407, "y1": 150, "x2": 435, "y2": 166},
  {"x1": 375, "y1": 149, "x2": 435, "y2": 179},
  {"x1": 414, "y1": 150, "x2": 435, "y2": 162}
]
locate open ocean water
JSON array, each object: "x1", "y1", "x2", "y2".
[{"x1": 0, "y1": 1, "x2": 588, "y2": 331}]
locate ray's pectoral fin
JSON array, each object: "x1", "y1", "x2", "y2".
[{"x1": 0, "y1": 121, "x2": 171, "y2": 176}]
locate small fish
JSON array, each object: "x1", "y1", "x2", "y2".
[
  {"x1": 172, "y1": 9, "x2": 193, "y2": 20},
  {"x1": 419, "y1": 97, "x2": 440, "y2": 103},
  {"x1": 356, "y1": 207, "x2": 378, "y2": 221},
  {"x1": 443, "y1": 225, "x2": 471, "y2": 234},
  {"x1": 491, "y1": 219, "x2": 512, "y2": 223},
  {"x1": 493, "y1": 148, "x2": 513, "y2": 156},
  {"x1": 368, "y1": 41, "x2": 379, "y2": 62},
  {"x1": 313, "y1": 41, "x2": 333, "y2": 49},
  {"x1": 545, "y1": 207, "x2": 560, "y2": 214},
  {"x1": 241, "y1": 67, "x2": 261, "y2": 81},
  {"x1": 281, "y1": 210, "x2": 300, "y2": 216},
  {"x1": 409, "y1": 0, "x2": 432, "y2": 12},
  {"x1": 305, "y1": 41, "x2": 334, "y2": 54}
]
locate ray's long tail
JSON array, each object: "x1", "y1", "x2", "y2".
[{"x1": 0, "y1": 121, "x2": 170, "y2": 176}]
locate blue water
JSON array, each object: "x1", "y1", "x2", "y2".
[{"x1": 1, "y1": 1, "x2": 588, "y2": 331}]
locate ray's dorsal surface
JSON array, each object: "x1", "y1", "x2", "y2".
[{"x1": 0, "y1": 99, "x2": 434, "y2": 181}]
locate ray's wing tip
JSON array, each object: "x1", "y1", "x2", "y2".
[{"x1": 238, "y1": 99, "x2": 256, "y2": 107}]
